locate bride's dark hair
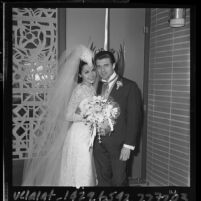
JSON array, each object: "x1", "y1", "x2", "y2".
[{"x1": 78, "y1": 60, "x2": 87, "y2": 83}]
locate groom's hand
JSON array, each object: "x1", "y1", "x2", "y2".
[{"x1": 119, "y1": 147, "x2": 131, "y2": 161}]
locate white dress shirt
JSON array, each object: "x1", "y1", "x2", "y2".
[
  {"x1": 102, "y1": 71, "x2": 118, "y2": 89},
  {"x1": 102, "y1": 72, "x2": 135, "y2": 151}
]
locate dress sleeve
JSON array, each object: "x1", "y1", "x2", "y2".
[{"x1": 65, "y1": 86, "x2": 83, "y2": 122}]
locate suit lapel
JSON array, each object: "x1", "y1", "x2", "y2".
[
  {"x1": 97, "y1": 75, "x2": 124, "y2": 98},
  {"x1": 109, "y1": 76, "x2": 124, "y2": 98}
]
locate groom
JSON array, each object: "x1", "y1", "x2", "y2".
[{"x1": 93, "y1": 49, "x2": 143, "y2": 186}]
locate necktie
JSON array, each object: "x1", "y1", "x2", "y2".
[
  {"x1": 101, "y1": 82, "x2": 109, "y2": 96},
  {"x1": 101, "y1": 75, "x2": 118, "y2": 96}
]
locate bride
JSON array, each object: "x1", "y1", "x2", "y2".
[{"x1": 22, "y1": 45, "x2": 98, "y2": 187}]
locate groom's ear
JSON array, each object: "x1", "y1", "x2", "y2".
[{"x1": 112, "y1": 63, "x2": 116, "y2": 70}]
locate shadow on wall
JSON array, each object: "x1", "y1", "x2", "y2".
[
  {"x1": 127, "y1": 96, "x2": 144, "y2": 178},
  {"x1": 13, "y1": 160, "x2": 24, "y2": 186}
]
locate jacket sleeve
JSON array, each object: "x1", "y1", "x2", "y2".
[{"x1": 125, "y1": 82, "x2": 143, "y2": 146}]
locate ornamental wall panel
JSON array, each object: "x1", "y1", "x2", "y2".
[{"x1": 12, "y1": 8, "x2": 57, "y2": 159}]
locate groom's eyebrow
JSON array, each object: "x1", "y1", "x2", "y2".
[{"x1": 97, "y1": 63, "x2": 109, "y2": 67}]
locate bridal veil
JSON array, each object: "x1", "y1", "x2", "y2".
[{"x1": 22, "y1": 45, "x2": 94, "y2": 186}]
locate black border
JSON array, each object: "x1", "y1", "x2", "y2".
[{"x1": 2, "y1": 2, "x2": 196, "y2": 201}]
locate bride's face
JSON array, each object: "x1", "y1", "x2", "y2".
[{"x1": 81, "y1": 64, "x2": 96, "y2": 84}]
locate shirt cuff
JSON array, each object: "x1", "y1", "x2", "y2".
[{"x1": 123, "y1": 144, "x2": 135, "y2": 150}]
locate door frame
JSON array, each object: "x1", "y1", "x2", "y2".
[{"x1": 141, "y1": 8, "x2": 151, "y2": 181}]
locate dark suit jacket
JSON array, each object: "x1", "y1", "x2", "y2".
[{"x1": 97, "y1": 75, "x2": 143, "y2": 148}]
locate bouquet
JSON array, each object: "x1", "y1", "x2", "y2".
[{"x1": 80, "y1": 96, "x2": 120, "y2": 146}]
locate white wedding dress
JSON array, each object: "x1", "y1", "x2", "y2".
[{"x1": 58, "y1": 83, "x2": 96, "y2": 187}]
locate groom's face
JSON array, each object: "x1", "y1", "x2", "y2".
[{"x1": 96, "y1": 58, "x2": 115, "y2": 81}]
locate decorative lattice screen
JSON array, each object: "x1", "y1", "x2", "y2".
[{"x1": 12, "y1": 8, "x2": 57, "y2": 160}]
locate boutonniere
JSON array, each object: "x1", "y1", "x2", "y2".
[{"x1": 116, "y1": 80, "x2": 123, "y2": 90}]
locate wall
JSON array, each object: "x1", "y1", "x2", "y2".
[
  {"x1": 65, "y1": 8, "x2": 105, "y2": 55},
  {"x1": 65, "y1": 8, "x2": 145, "y2": 179},
  {"x1": 146, "y1": 8, "x2": 190, "y2": 186},
  {"x1": 110, "y1": 9, "x2": 145, "y2": 91},
  {"x1": 110, "y1": 9, "x2": 145, "y2": 179}
]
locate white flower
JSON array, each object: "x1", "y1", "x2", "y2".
[
  {"x1": 79, "y1": 95, "x2": 120, "y2": 143},
  {"x1": 111, "y1": 108, "x2": 119, "y2": 117},
  {"x1": 96, "y1": 114, "x2": 104, "y2": 122},
  {"x1": 116, "y1": 80, "x2": 123, "y2": 90},
  {"x1": 94, "y1": 105, "x2": 102, "y2": 112}
]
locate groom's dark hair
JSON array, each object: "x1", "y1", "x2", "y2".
[{"x1": 94, "y1": 50, "x2": 116, "y2": 65}]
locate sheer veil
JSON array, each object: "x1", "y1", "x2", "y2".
[{"x1": 22, "y1": 45, "x2": 95, "y2": 186}]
